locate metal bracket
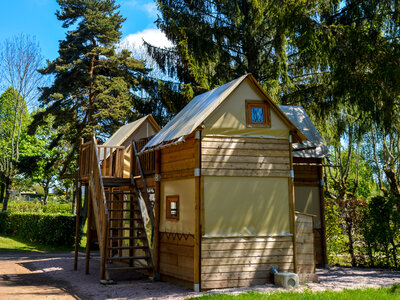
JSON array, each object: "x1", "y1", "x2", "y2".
[
  {"x1": 195, "y1": 130, "x2": 201, "y2": 140},
  {"x1": 193, "y1": 283, "x2": 200, "y2": 292},
  {"x1": 194, "y1": 168, "x2": 201, "y2": 177},
  {"x1": 289, "y1": 135, "x2": 292, "y2": 143},
  {"x1": 290, "y1": 170, "x2": 294, "y2": 178},
  {"x1": 155, "y1": 174, "x2": 161, "y2": 182}
]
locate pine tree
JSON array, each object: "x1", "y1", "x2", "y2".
[
  {"x1": 146, "y1": 0, "x2": 322, "y2": 115},
  {"x1": 31, "y1": 0, "x2": 149, "y2": 171}
]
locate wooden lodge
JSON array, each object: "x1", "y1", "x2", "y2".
[{"x1": 75, "y1": 74, "x2": 328, "y2": 291}]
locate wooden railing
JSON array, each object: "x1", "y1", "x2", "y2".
[
  {"x1": 79, "y1": 140, "x2": 125, "y2": 181},
  {"x1": 97, "y1": 145, "x2": 125, "y2": 178},
  {"x1": 88, "y1": 135, "x2": 110, "y2": 280},
  {"x1": 79, "y1": 140, "x2": 93, "y2": 180},
  {"x1": 131, "y1": 136, "x2": 155, "y2": 176}
]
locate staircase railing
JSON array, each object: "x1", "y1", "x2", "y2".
[{"x1": 88, "y1": 135, "x2": 110, "y2": 280}]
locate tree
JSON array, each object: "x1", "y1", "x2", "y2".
[
  {"x1": 0, "y1": 34, "x2": 43, "y2": 211},
  {"x1": 0, "y1": 88, "x2": 30, "y2": 210},
  {"x1": 17, "y1": 113, "x2": 67, "y2": 205},
  {"x1": 145, "y1": 0, "x2": 325, "y2": 117},
  {"x1": 30, "y1": 0, "x2": 150, "y2": 174}
]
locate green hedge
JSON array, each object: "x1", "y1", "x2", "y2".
[
  {"x1": 0, "y1": 212, "x2": 80, "y2": 247},
  {"x1": 7, "y1": 202, "x2": 73, "y2": 215}
]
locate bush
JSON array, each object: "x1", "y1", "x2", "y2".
[
  {"x1": 0, "y1": 212, "x2": 80, "y2": 247},
  {"x1": 7, "y1": 201, "x2": 73, "y2": 215}
]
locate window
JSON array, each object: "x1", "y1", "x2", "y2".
[
  {"x1": 246, "y1": 100, "x2": 271, "y2": 128},
  {"x1": 166, "y1": 195, "x2": 179, "y2": 221}
]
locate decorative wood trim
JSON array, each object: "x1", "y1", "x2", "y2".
[{"x1": 245, "y1": 100, "x2": 271, "y2": 128}]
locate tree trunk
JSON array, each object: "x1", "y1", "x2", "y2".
[
  {"x1": 2, "y1": 177, "x2": 12, "y2": 211},
  {"x1": 43, "y1": 180, "x2": 50, "y2": 205},
  {"x1": 0, "y1": 182, "x2": 5, "y2": 204}
]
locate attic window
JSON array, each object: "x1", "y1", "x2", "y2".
[
  {"x1": 166, "y1": 195, "x2": 179, "y2": 221},
  {"x1": 246, "y1": 100, "x2": 271, "y2": 128}
]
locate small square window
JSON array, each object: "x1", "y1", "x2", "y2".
[
  {"x1": 246, "y1": 100, "x2": 271, "y2": 128},
  {"x1": 166, "y1": 195, "x2": 179, "y2": 221}
]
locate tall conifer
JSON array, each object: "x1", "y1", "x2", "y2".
[{"x1": 32, "y1": 0, "x2": 149, "y2": 167}]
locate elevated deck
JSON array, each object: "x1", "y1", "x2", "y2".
[{"x1": 78, "y1": 136, "x2": 156, "y2": 187}]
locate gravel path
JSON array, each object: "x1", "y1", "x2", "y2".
[{"x1": 1, "y1": 251, "x2": 400, "y2": 299}]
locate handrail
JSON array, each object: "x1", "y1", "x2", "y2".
[
  {"x1": 89, "y1": 135, "x2": 109, "y2": 280},
  {"x1": 131, "y1": 140, "x2": 155, "y2": 227}
]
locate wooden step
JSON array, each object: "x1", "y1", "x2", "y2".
[
  {"x1": 108, "y1": 209, "x2": 140, "y2": 212},
  {"x1": 108, "y1": 256, "x2": 150, "y2": 260},
  {"x1": 108, "y1": 236, "x2": 147, "y2": 240},
  {"x1": 102, "y1": 178, "x2": 131, "y2": 187},
  {"x1": 108, "y1": 245, "x2": 148, "y2": 250},
  {"x1": 109, "y1": 227, "x2": 144, "y2": 231},
  {"x1": 105, "y1": 191, "x2": 136, "y2": 195},
  {"x1": 105, "y1": 266, "x2": 152, "y2": 271},
  {"x1": 109, "y1": 218, "x2": 142, "y2": 221}
]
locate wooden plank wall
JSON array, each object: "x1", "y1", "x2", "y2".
[
  {"x1": 160, "y1": 137, "x2": 195, "y2": 180},
  {"x1": 295, "y1": 213, "x2": 317, "y2": 282},
  {"x1": 293, "y1": 157, "x2": 320, "y2": 186},
  {"x1": 201, "y1": 236, "x2": 294, "y2": 289},
  {"x1": 159, "y1": 232, "x2": 194, "y2": 284},
  {"x1": 201, "y1": 136, "x2": 290, "y2": 177},
  {"x1": 293, "y1": 157, "x2": 326, "y2": 267}
]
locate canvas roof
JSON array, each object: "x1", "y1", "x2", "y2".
[
  {"x1": 104, "y1": 114, "x2": 159, "y2": 147},
  {"x1": 142, "y1": 74, "x2": 305, "y2": 152},
  {"x1": 279, "y1": 105, "x2": 329, "y2": 158}
]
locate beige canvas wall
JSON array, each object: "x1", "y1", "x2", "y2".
[
  {"x1": 203, "y1": 176, "x2": 290, "y2": 236},
  {"x1": 160, "y1": 178, "x2": 195, "y2": 233},
  {"x1": 121, "y1": 120, "x2": 158, "y2": 148},
  {"x1": 202, "y1": 78, "x2": 290, "y2": 138},
  {"x1": 294, "y1": 186, "x2": 321, "y2": 228}
]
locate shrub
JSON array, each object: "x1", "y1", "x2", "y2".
[
  {"x1": 0, "y1": 212, "x2": 80, "y2": 247},
  {"x1": 7, "y1": 201, "x2": 73, "y2": 215}
]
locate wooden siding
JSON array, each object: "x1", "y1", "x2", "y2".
[
  {"x1": 293, "y1": 157, "x2": 320, "y2": 186},
  {"x1": 159, "y1": 232, "x2": 194, "y2": 283},
  {"x1": 201, "y1": 136, "x2": 290, "y2": 177},
  {"x1": 160, "y1": 138, "x2": 196, "y2": 180},
  {"x1": 295, "y1": 213, "x2": 317, "y2": 282},
  {"x1": 201, "y1": 236, "x2": 294, "y2": 289}
]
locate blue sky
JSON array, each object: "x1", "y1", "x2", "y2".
[{"x1": 0, "y1": 0, "x2": 167, "y2": 61}]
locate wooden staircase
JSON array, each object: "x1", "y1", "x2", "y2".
[{"x1": 78, "y1": 136, "x2": 155, "y2": 282}]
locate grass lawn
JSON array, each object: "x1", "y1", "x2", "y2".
[
  {"x1": 0, "y1": 230, "x2": 87, "y2": 253},
  {"x1": 193, "y1": 286, "x2": 400, "y2": 299}
]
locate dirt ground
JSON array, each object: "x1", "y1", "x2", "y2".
[{"x1": 1, "y1": 251, "x2": 400, "y2": 300}]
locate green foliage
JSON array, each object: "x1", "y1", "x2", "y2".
[
  {"x1": 0, "y1": 212, "x2": 79, "y2": 247},
  {"x1": 7, "y1": 201, "x2": 72, "y2": 215},
  {"x1": 362, "y1": 196, "x2": 400, "y2": 267},
  {"x1": 31, "y1": 0, "x2": 150, "y2": 166}
]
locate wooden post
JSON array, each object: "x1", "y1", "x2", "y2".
[
  {"x1": 318, "y1": 158, "x2": 329, "y2": 268},
  {"x1": 194, "y1": 130, "x2": 201, "y2": 292},
  {"x1": 85, "y1": 186, "x2": 92, "y2": 275},
  {"x1": 288, "y1": 134, "x2": 297, "y2": 273},
  {"x1": 74, "y1": 182, "x2": 82, "y2": 271},
  {"x1": 153, "y1": 150, "x2": 161, "y2": 277}
]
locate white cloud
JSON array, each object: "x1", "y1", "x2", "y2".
[{"x1": 121, "y1": 28, "x2": 173, "y2": 53}]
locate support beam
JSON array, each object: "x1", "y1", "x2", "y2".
[
  {"x1": 194, "y1": 130, "x2": 201, "y2": 291},
  {"x1": 85, "y1": 187, "x2": 92, "y2": 275},
  {"x1": 153, "y1": 150, "x2": 161, "y2": 278},
  {"x1": 318, "y1": 158, "x2": 329, "y2": 268},
  {"x1": 74, "y1": 183, "x2": 82, "y2": 271},
  {"x1": 288, "y1": 134, "x2": 297, "y2": 273}
]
